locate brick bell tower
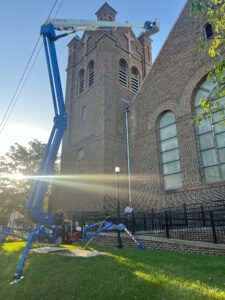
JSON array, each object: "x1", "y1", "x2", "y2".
[{"x1": 55, "y1": 2, "x2": 153, "y2": 212}]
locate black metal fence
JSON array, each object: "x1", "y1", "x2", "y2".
[{"x1": 69, "y1": 199, "x2": 225, "y2": 245}]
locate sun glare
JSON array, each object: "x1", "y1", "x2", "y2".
[{"x1": 10, "y1": 173, "x2": 25, "y2": 181}]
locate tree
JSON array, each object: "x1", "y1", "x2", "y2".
[
  {"x1": 0, "y1": 140, "x2": 48, "y2": 221},
  {"x1": 191, "y1": 0, "x2": 225, "y2": 123}
]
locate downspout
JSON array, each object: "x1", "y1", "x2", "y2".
[{"x1": 122, "y1": 100, "x2": 132, "y2": 208}]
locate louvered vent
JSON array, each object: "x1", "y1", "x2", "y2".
[
  {"x1": 131, "y1": 67, "x2": 140, "y2": 93},
  {"x1": 119, "y1": 59, "x2": 128, "y2": 87},
  {"x1": 88, "y1": 61, "x2": 94, "y2": 87},
  {"x1": 78, "y1": 69, "x2": 84, "y2": 94}
]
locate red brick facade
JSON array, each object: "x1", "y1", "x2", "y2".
[{"x1": 55, "y1": 1, "x2": 225, "y2": 213}]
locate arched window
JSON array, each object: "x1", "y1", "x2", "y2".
[
  {"x1": 159, "y1": 111, "x2": 183, "y2": 190},
  {"x1": 131, "y1": 67, "x2": 140, "y2": 93},
  {"x1": 119, "y1": 59, "x2": 128, "y2": 88},
  {"x1": 88, "y1": 60, "x2": 94, "y2": 87},
  {"x1": 193, "y1": 79, "x2": 225, "y2": 183},
  {"x1": 204, "y1": 23, "x2": 213, "y2": 39},
  {"x1": 78, "y1": 69, "x2": 84, "y2": 94}
]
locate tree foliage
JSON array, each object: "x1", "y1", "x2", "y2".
[
  {"x1": 191, "y1": 0, "x2": 225, "y2": 122},
  {"x1": 191, "y1": 0, "x2": 225, "y2": 57},
  {"x1": 0, "y1": 140, "x2": 46, "y2": 220}
]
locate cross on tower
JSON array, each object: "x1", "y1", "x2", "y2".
[{"x1": 125, "y1": 31, "x2": 134, "y2": 57}]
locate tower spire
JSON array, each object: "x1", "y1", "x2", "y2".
[{"x1": 95, "y1": 2, "x2": 117, "y2": 21}]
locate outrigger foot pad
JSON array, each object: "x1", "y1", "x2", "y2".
[
  {"x1": 10, "y1": 276, "x2": 24, "y2": 285},
  {"x1": 137, "y1": 243, "x2": 145, "y2": 250}
]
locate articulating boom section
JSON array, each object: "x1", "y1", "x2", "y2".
[
  {"x1": 25, "y1": 22, "x2": 67, "y2": 225},
  {"x1": 46, "y1": 18, "x2": 159, "y2": 37},
  {"x1": 83, "y1": 221, "x2": 144, "y2": 250}
]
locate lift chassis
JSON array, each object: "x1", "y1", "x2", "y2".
[{"x1": 11, "y1": 17, "x2": 159, "y2": 284}]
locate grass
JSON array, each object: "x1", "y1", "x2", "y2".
[{"x1": 0, "y1": 242, "x2": 225, "y2": 300}]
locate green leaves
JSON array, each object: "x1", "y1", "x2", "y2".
[
  {"x1": 190, "y1": 0, "x2": 210, "y2": 17},
  {"x1": 191, "y1": 0, "x2": 225, "y2": 58},
  {"x1": 191, "y1": 1, "x2": 225, "y2": 125},
  {"x1": 201, "y1": 98, "x2": 211, "y2": 108},
  {"x1": 0, "y1": 140, "x2": 48, "y2": 220}
]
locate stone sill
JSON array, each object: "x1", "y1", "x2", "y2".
[{"x1": 160, "y1": 181, "x2": 225, "y2": 195}]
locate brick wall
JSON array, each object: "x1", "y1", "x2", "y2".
[
  {"x1": 54, "y1": 1, "x2": 225, "y2": 214},
  {"x1": 54, "y1": 6, "x2": 151, "y2": 212},
  {"x1": 130, "y1": 0, "x2": 225, "y2": 210},
  {"x1": 89, "y1": 232, "x2": 225, "y2": 256}
]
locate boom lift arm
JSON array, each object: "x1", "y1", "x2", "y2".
[
  {"x1": 47, "y1": 18, "x2": 159, "y2": 35},
  {"x1": 11, "y1": 18, "x2": 159, "y2": 283}
]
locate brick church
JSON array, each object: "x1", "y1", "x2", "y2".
[{"x1": 53, "y1": 1, "x2": 225, "y2": 213}]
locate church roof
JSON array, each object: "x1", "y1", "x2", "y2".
[{"x1": 95, "y1": 2, "x2": 117, "y2": 17}]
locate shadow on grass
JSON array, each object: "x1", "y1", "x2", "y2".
[
  {"x1": 0, "y1": 242, "x2": 225, "y2": 300},
  {"x1": 108, "y1": 248, "x2": 225, "y2": 285},
  {"x1": 88, "y1": 245, "x2": 225, "y2": 300},
  {"x1": 106, "y1": 251, "x2": 225, "y2": 299}
]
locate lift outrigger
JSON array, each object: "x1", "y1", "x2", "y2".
[
  {"x1": 9, "y1": 16, "x2": 159, "y2": 284},
  {"x1": 83, "y1": 220, "x2": 144, "y2": 249},
  {"x1": 0, "y1": 227, "x2": 30, "y2": 242}
]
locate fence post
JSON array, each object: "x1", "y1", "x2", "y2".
[
  {"x1": 165, "y1": 210, "x2": 170, "y2": 239},
  {"x1": 143, "y1": 213, "x2": 147, "y2": 231},
  {"x1": 131, "y1": 210, "x2": 135, "y2": 235},
  {"x1": 81, "y1": 213, "x2": 85, "y2": 237},
  {"x1": 169, "y1": 209, "x2": 172, "y2": 226},
  {"x1": 183, "y1": 203, "x2": 188, "y2": 226},
  {"x1": 200, "y1": 205, "x2": 206, "y2": 227},
  {"x1": 209, "y1": 211, "x2": 218, "y2": 244},
  {"x1": 151, "y1": 208, "x2": 154, "y2": 230}
]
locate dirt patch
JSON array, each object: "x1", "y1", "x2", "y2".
[{"x1": 31, "y1": 247, "x2": 106, "y2": 257}]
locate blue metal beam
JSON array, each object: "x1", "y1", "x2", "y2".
[
  {"x1": 11, "y1": 23, "x2": 67, "y2": 282},
  {"x1": 25, "y1": 23, "x2": 67, "y2": 225}
]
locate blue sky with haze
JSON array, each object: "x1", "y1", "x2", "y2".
[{"x1": 0, "y1": 0, "x2": 186, "y2": 155}]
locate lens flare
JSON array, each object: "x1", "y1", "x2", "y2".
[{"x1": 11, "y1": 173, "x2": 25, "y2": 181}]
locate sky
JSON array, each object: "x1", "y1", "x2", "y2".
[{"x1": 0, "y1": 0, "x2": 187, "y2": 155}]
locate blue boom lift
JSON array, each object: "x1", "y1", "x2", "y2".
[{"x1": 10, "y1": 17, "x2": 159, "y2": 284}]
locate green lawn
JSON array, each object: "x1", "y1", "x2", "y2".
[{"x1": 1, "y1": 242, "x2": 225, "y2": 300}]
